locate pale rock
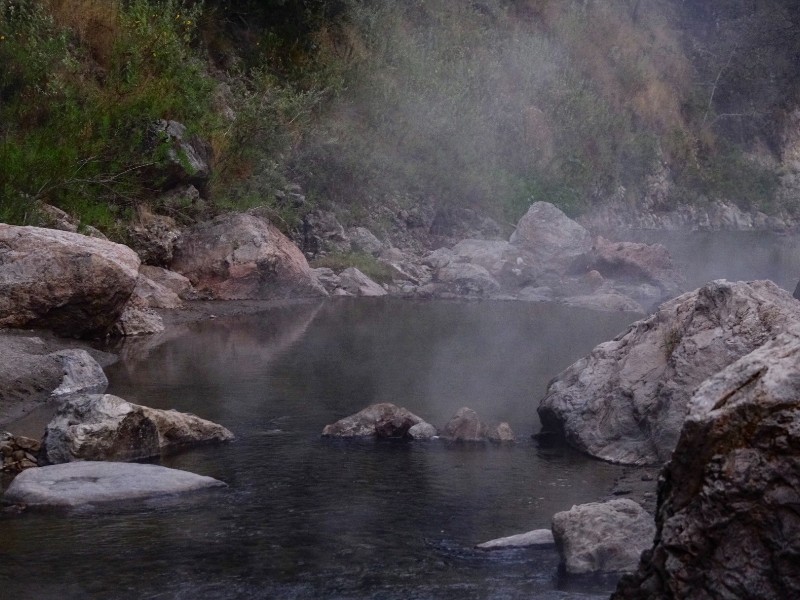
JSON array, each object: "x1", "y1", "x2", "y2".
[
  {"x1": 3, "y1": 461, "x2": 225, "y2": 508},
  {"x1": 553, "y1": 499, "x2": 655, "y2": 575},
  {"x1": 539, "y1": 280, "x2": 800, "y2": 465},
  {"x1": 338, "y1": 267, "x2": 387, "y2": 297},
  {"x1": 476, "y1": 529, "x2": 555, "y2": 550}
]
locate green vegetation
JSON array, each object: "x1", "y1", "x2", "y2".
[
  {"x1": 1, "y1": 0, "x2": 798, "y2": 237},
  {"x1": 310, "y1": 251, "x2": 394, "y2": 284}
]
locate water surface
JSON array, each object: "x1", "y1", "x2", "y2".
[{"x1": 1, "y1": 299, "x2": 636, "y2": 599}]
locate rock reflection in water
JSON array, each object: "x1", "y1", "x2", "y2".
[{"x1": 2, "y1": 299, "x2": 635, "y2": 599}]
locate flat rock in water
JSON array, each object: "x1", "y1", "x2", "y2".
[
  {"x1": 476, "y1": 529, "x2": 555, "y2": 550},
  {"x1": 2, "y1": 461, "x2": 225, "y2": 508}
]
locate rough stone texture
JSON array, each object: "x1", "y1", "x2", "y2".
[
  {"x1": 435, "y1": 262, "x2": 500, "y2": 297},
  {"x1": 442, "y1": 407, "x2": 488, "y2": 442},
  {"x1": 171, "y1": 213, "x2": 327, "y2": 300},
  {"x1": 111, "y1": 299, "x2": 165, "y2": 336},
  {"x1": 139, "y1": 265, "x2": 193, "y2": 299},
  {"x1": 408, "y1": 422, "x2": 438, "y2": 440},
  {"x1": 49, "y1": 350, "x2": 108, "y2": 398},
  {"x1": 43, "y1": 394, "x2": 161, "y2": 464},
  {"x1": 449, "y1": 239, "x2": 540, "y2": 288},
  {"x1": 42, "y1": 394, "x2": 233, "y2": 464},
  {"x1": 321, "y1": 403, "x2": 428, "y2": 438},
  {"x1": 153, "y1": 119, "x2": 212, "y2": 192},
  {"x1": 538, "y1": 280, "x2": 800, "y2": 465},
  {"x1": 612, "y1": 328, "x2": 800, "y2": 600},
  {"x1": 140, "y1": 407, "x2": 235, "y2": 452},
  {"x1": 126, "y1": 214, "x2": 180, "y2": 267},
  {"x1": 0, "y1": 432, "x2": 41, "y2": 472},
  {"x1": 338, "y1": 267, "x2": 387, "y2": 297},
  {"x1": 2, "y1": 461, "x2": 225, "y2": 508},
  {"x1": 0, "y1": 225, "x2": 140, "y2": 338},
  {"x1": 476, "y1": 529, "x2": 555, "y2": 550},
  {"x1": 130, "y1": 272, "x2": 183, "y2": 309},
  {"x1": 552, "y1": 499, "x2": 655, "y2": 575},
  {"x1": 349, "y1": 226, "x2": 384, "y2": 256},
  {"x1": 575, "y1": 237, "x2": 685, "y2": 300},
  {"x1": 510, "y1": 202, "x2": 594, "y2": 270},
  {"x1": 300, "y1": 210, "x2": 350, "y2": 255}
]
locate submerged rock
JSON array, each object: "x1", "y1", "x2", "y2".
[
  {"x1": 0, "y1": 225, "x2": 140, "y2": 338},
  {"x1": 42, "y1": 394, "x2": 233, "y2": 464},
  {"x1": 322, "y1": 403, "x2": 429, "y2": 438},
  {"x1": 552, "y1": 499, "x2": 655, "y2": 575},
  {"x1": 476, "y1": 529, "x2": 554, "y2": 550},
  {"x1": 538, "y1": 280, "x2": 800, "y2": 465},
  {"x1": 171, "y1": 213, "x2": 327, "y2": 300},
  {"x1": 2, "y1": 461, "x2": 225, "y2": 508},
  {"x1": 612, "y1": 328, "x2": 800, "y2": 600}
]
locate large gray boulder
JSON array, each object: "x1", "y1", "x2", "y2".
[
  {"x1": 510, "y1": 202, "x2": 593, "y2": 271},
  {"x1": 171, "y1": 213, "x2": 327, "y2": 300},
  {"x1": 322, "y1": 403, "x2": 429, "y2": 438},
  {"x1": 613, "y1": 328, "x2": 800, "y2": 600},
  {"x1": 42, "y1": 394, "x2": 233, "y2": 464},
  {"x1": 538, "y1": 280, "x2": 800, "y2": 465},
  {"x1": 553, "y1": 499, "x2": 655, "y2": 575},
  {"x1": 0, "y1": 225, "x2": 140, "y2": 337},
  {"x1": 2, "y1": 461, "x2": 225, "y2": 508}
]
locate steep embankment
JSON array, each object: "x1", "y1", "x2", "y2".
[{"x1": 2, "y1": 1, "x2": 800, "y2": 254}]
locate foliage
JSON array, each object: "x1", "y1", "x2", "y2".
[{"x1": 310, "y1": 251, "x2": 395, "y2": 284}]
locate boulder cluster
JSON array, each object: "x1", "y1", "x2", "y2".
[{"x1": 321, "y1": 403, "x2": 515, "y2": 443}]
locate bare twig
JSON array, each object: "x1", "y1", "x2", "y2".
[{"x1": 701, "y1": 48, "x2": 736, "y2": 127}]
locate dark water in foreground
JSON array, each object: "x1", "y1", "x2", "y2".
[{"x1": 0, "y1": 300, "x2": 636, "y2": 599}]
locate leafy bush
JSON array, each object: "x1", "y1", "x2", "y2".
[{"x1": 311, "y1": 251, "x2": 394, "y2": 284}]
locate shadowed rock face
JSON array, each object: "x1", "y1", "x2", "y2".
[
  {"x1": 0, "y1": 225, "x2": 140, "y2": 338},
  {"x1": 171, "y1": 213, "x2": 327, "y2": 300},
  {"x1": 613, "y1": 328, "x2": 800, "y2": 600},
  {"x1": 538, "y1": 279, "x2": 800, "y2": 465}
]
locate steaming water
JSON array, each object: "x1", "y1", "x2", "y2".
[{"x1": 0, "y1": 299, "x2": 636, "y2": 599}]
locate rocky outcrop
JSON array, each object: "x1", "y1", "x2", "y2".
[
  {"x1": 476, "y1": 529, "x2": 555, "y2": 550},
  {"x1": 539, "y1": 280, "x2": 800, "y2": 465},
  {"x1": 111, "y1": 297, "x2": 165, "y2": 336},
  {"x1": 49, "y1": 349, "x2": 109, "y2": 398},
  {"x1": 348, "y1": 226, "x2": 384, "y2": 256},
  {"x1": 171, "y1": 213, "x2": 327, "y2": 300},
  {"x1": 299, "y1": 210, "x2": 349, "y2": 255},
  {"x1": 573, "y1": 237, "x2": 685, "y2": 300},
  {"x1": 2, "y1": 461, "x2": 225, "y2": 508},
  {"x1": 0, "y1": 225, "x2": 140, "y2": 338},
  {"x1": 126, "y1": 213, "x2": 180, "y2": 267},
  {"x1": 338, "y1": 267, "x2": 387, "y2": 297},
  {"x1": 613, "y1": 328, "x2": 800, "y2": 600},
  {"x1": 42, "y1": 394, "x2": 233, "y2": 464},
  {"x1": 510, "y1": 201, "x2": 594, "y2": 270},
  {"x1": 431, "y1": 262, "x2": 500, "y2": 297},
  {"x1": 0, "y1": 432, "x2": 41, "y2": 472},
  {"x1": 321, "y1": 403, "x2": 430, "y2": 438},
  {"x1": 441, "y1": 407, "x2": 488, "y2": 441},
  {"x1": 130, "y1": 271, "x2": 183, "y2": 310},
  {"x1": 553, "y1": 499, "x2": 655, "y2": 575},
  {"x1": 139, "y1": 265, "x2": 194, "y2": 299}
]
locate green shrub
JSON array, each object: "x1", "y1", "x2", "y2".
[{"x1": 311, "y1": 251, "x2": 394, "y2": 284}]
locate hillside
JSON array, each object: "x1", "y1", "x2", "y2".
[{"x1": 1, "y1": 0, "x2": 799, "y2": 240}]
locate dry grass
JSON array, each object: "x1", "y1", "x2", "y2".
[{"x1": 43, "y1": 0, "x2": 121, "y2": 67}]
